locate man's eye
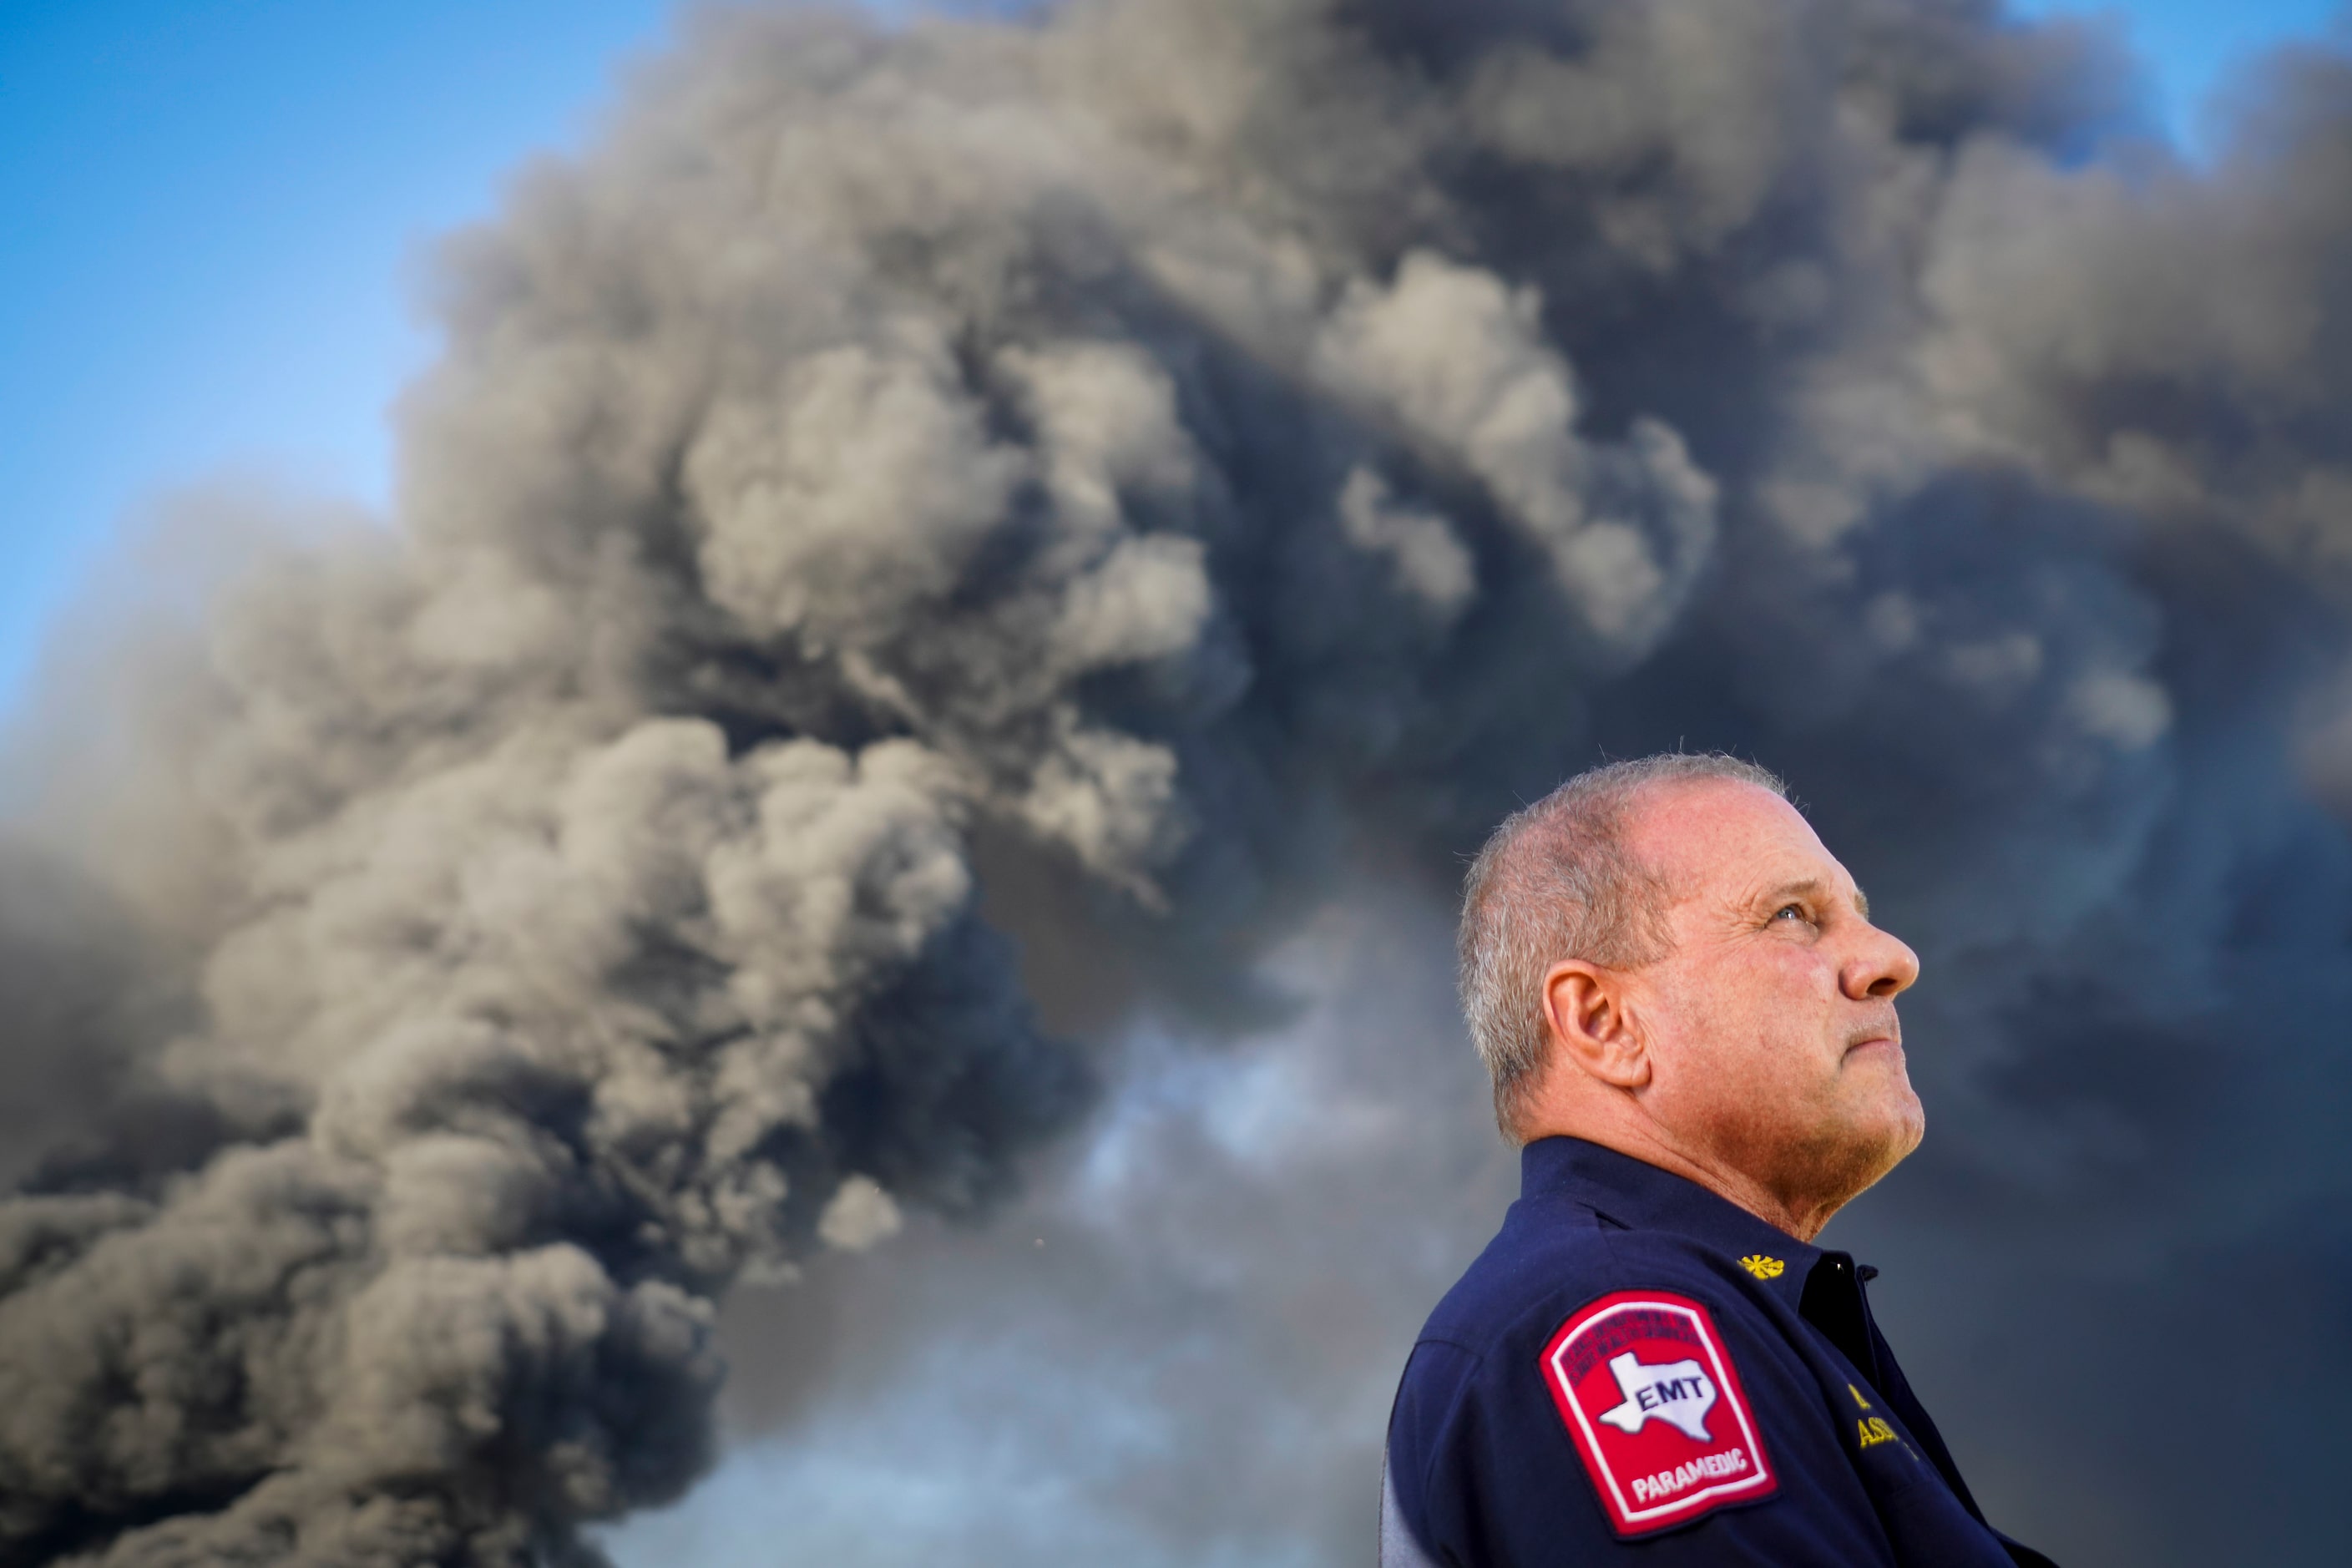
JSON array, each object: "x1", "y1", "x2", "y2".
[{"x1": 1773, "y1": 904, "x2": 1808, "y2": 923}]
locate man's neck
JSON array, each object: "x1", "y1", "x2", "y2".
[{"x1": 1524, "y1": 1117, "x2": 1844, "y2": 1242}]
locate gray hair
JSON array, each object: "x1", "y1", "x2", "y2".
[{"x1": 1459, "y1": 753, "x2": 1788, "y2": 1140}]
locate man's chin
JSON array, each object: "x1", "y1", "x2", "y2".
[
  {"x1": 1827, "y1": 1080, "x2": 1925, "y2": 1193},
  {"x1": 1860, "y1": 1089, "x2": 1926, "y2": 1170}
]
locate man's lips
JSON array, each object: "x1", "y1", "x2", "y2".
[{"x1": 1843, "y1": 1019, "x2": 1902, "y2": 1055}]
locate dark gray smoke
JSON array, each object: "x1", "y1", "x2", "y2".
[{"x1": 4, "y1": 0, "x2": 2350, "y2": 1563}]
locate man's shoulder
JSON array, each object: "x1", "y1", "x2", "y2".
[
  {"x1": 1413, "y1": 1196, "x2": 1771, "y2": 1368},
  {"x1": 1388, "y1": 1199, "x2": 1821, "y2": 1556}
]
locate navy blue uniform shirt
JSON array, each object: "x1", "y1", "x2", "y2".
[{"x1": 1382, "y1": 1138, "x2": 2056, "y2": 1566}]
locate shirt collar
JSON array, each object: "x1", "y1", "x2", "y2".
[{"x1": 1520, "y1": 1135, "x2": 1823, "y2": 1308}]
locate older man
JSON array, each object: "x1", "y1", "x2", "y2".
[{"x1": 1382, "y1": 755, "x2": 2056, "y2": 1566}]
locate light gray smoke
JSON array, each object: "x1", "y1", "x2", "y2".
[{"x1": 5, "y1": 1, "x2": 2352, "y2": 1564}]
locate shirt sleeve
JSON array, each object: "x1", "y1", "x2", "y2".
[{"x1": 1391, "y1": 1285, "x2": 1903, "y2": 1566}]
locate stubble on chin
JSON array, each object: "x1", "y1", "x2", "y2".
[{"x1": 1830, "y1": 1046, "x2": 1926, "y2": 1191}]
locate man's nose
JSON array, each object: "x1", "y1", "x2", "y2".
[{"x1": 1843, "y1": 923, "x2": 1920, "y2": 1001}]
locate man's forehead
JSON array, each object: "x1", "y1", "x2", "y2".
[{"x1": 1623, "y1": 777, "x2": 1849, "y2": 893}]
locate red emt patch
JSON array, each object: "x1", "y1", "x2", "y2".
[{"x1": 1539, "y1": 1291, "x2": 1777, "y2": 1536}]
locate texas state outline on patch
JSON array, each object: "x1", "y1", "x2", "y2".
[{"x1": 1596, "y1": 1351, "x2": 1718, "y2": 1441}]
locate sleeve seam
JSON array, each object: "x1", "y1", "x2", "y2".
[{"x1": 1414, "y1": 1334, "x2": 1483, "y2": 1359}]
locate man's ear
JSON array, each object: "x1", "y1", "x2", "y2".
[{"x1": 1540, "y1": 959, "x2": 1649, "y2": 1090}]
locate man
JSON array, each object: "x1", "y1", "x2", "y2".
[{"x1": 1383, "y1": 755, "x2": 2056, "y2": 1566}]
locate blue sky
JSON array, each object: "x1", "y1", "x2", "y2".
[
  {"x1": 0, "y1": 0, "x2": 679, "y2": 707},
  {"x1": 0, "y1": 0, "x2": 2344, "y2": 716}
]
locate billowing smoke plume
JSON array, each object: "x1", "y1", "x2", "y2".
[{"x1": 5, "y1": 0, "x2": 2352, "y2": 1563}]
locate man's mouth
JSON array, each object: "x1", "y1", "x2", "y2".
[{"x1": 1843, "y1": 1019, "x2": 1902, "y2": 1056}]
